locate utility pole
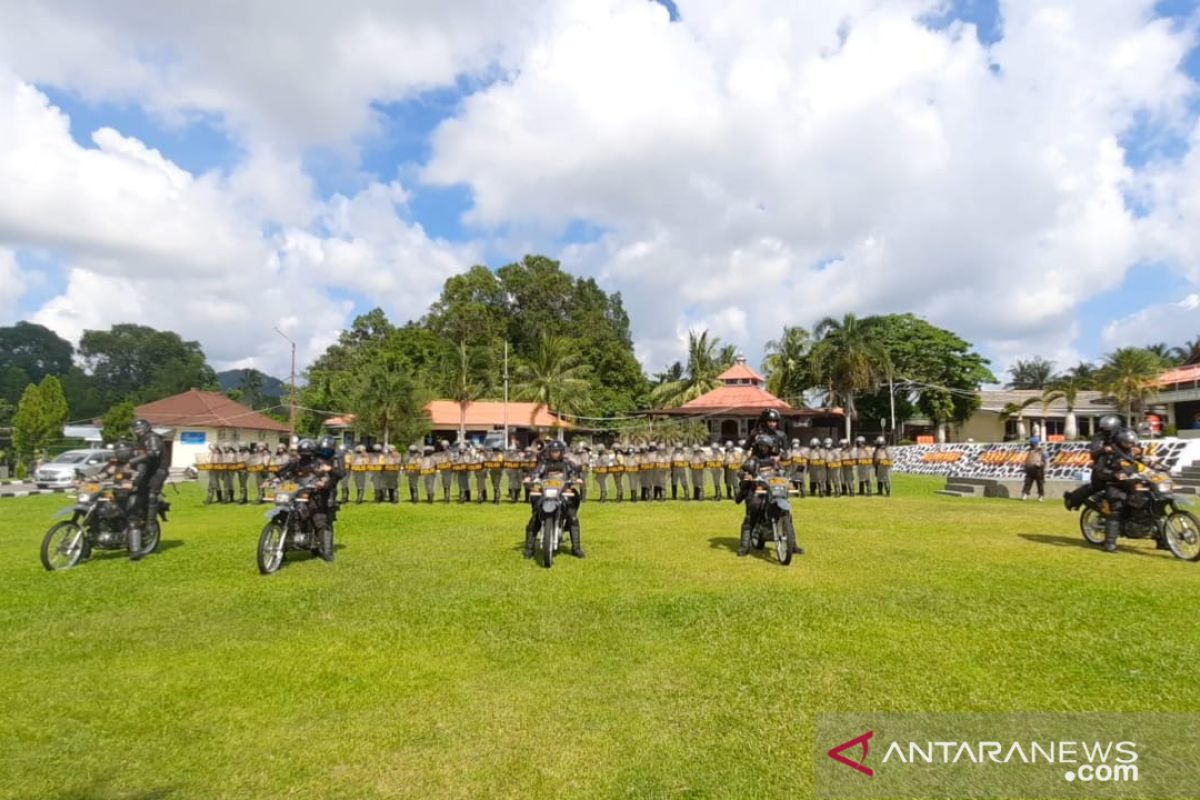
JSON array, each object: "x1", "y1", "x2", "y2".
[
  {"x1": 889, "y1": 374, "x2": 896, "y2": 445},
  {"x1": 274, "y1": 327, "x2": 297, "y2": 443},
  {"x1": 502, "y1": 340, "x2": 510, "y2": 446}
]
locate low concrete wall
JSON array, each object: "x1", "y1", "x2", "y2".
[{"x1": 895, "y1": 438, "x2": 1200, "y2": 480}]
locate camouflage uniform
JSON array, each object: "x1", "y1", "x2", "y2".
[
  {"x1": 471, "y1": 446, "x2": 489, "y2": 503},
  {"x1": 594, "y1": 445, "x2": 611, "y2": 502},
  {"x1": 203, "y1": 443, "x2": 220, "y2": 504},
  {"x1": 689, "y1": 446, "x2": 707, "y2": 500},
  {"x1": 504, "y1": 445, "x2": 523, "y2": 503},
  {"x1": 611, "y1": 448, "x2": 627, "y2": 503},
  {"x1": 723, "y1": 441, "x2": 740, "y2": 500},
  {"x1": 873, "y1": 440, "x2": 893, "y2": 497},
  {"x1": 839, "y1": 441, "x2": 856, "y2": 497},
  {"x1": 405, "y1": 445, "x2": 421, "y2": 503},
  {"x1": 708, "y1": 445, "x2": 724, "y2": 501},
  {"x1": 455, "y1": 446, "x2": 472, "y2": 502},
  {"x1": 370, "y1": 444, "x2": 386, "y2": 502},
  {"x1": 854, "y1": 437, "x2": 873, "y2": 497},
  {"x1": 806, "y1": 439, "x2": 824, "y2": 498},
  {"x1": 438, "y1": 441, "x2": 454, "y2": 503},
  {"x1": 790, "y1": 440, "x2": 808, "y2": 498},
  {"x1": 420, "y1": 447, "x2": 437, "y2": 502},
  {"x1": 351, "y1": 445, "x2": 369, "y2": 503},
  {"x1": 487, "y1": 446, "x2": 504, "y2": 504},
  {"x1": 221, "y1": 445, "x2": 236, "y2": 503},
  {"x1": 670, "y1": 445, "x2": 690, "y2": 501},
  {"x1": 651, "y1": 444, "x2": 668, "y2": 501}
]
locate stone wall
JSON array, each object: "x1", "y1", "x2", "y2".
[{"x1": 892, "y1": 439, "x2": 1200, "y2": 481}]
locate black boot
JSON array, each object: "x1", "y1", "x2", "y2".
[
  {"x1": 410, "y1": 488, "x2": 418, "y2": 503},
  {"x1": 737, "y1": 522, "x2": 752, "y2": 557},
  {"x1": 1104, "y1": 519, "x2": 1120, "y2": 553},
  {"x1": 641, "y1": 486, "x2": 649, "y2": 502},
  {"x1": 523, "y1": 519, "x2": 537, "y2": 559},
  {"x1": 570, "y1": 520, "x2": 585, "y2": 558},
  {"x1": 443, "y1": 489, "x2": 451, "y2": 503},
  {"x1": 671, "y1": 484, "x2": 678, "y2": 501},
  {"x1": 390, "y1": 488, "x2": 398, "y2": 504},
  {"x1": 355, "y1": 490, "x2": 363, "y2": 504}
]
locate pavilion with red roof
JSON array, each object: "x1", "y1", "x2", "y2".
[
  {"x1": 1158, "y1": 363, "x2": 1200, "y2": 435},
  {"x1": 653, "y1": 356, "x2": 843, "y2": 443}
]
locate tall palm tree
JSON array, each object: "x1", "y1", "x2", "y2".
[
  {"x1": 350, "y1": 354, "x2": 427, "y2": 446},
  {"x1": 809, "y1": 314, "x2": 890, "y2": 439},
  {"x1": 440, "y1": 340, "x2": 492, "y2": 443},
  {"x1": 762, "y1": 325, "x2": 811, "y2": 402},
  {"x1": 1145, "y1": 342, "x2": 1181, "y2": 368},
  {"x1": 651, "y1": 330, "x2": 726, "y2": 408},
  {"x1": 1006, "y1": 357, "x2": 1055, "y2": 389},
  {"x1": 1042, "y1": 377, "x2": 1082, "y2": 439},
  {"x1": 1170, "y1": 337, "x2": 1200, "y2": 366},
  {"x1": 999, "y1": 396, "x2": 1040, "y2": 440},
  {"x1": 1063, "y1": 361, "x2": 1099, "y2": 389},
  {"x1": 717, "y1": 344, "x2": 738, "y2": 370},
  {"x1": 513, "y1": 334, "x2": 591, "y2": 440},
  {"x1": 1097, "y1": 348, "x2": 1164, "y2": 426}
]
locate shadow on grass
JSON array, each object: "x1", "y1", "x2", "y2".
[
  {"x1": 1018, "y1": 533, "x2": 1165, "y2": 558},
  {"x1": 52, "y1": 775, "x2": 178, "y2": 799},
  {"x1": 707, "y1": 536, "x2": 775, "y2": 562}
]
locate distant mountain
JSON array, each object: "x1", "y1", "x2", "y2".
[{"x1": 216, "y1": 369, "x2": 287, "y2": 401}]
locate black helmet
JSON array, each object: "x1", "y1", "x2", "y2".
[
  {"x1": 297, "y1": 439, "x2": 317, "y2": 457},
  {"x1": 752, "y1": 435, "x2": 774, "y2": 458},
  {"x1": 1114, "y1": 428, "x2": 1137, "y2": 451},
  {"x1": 113, "y1": 439, "x2": 134, "y2": 462},
  {"x1": 759, "y1": 408, "x2": 782, "y2": 426},
  {"x1": 546, "y1": 440, "x2": 566, "y2": 460},
  {"x1": 132, "y1": 418, "x2": 151, "y2": 437},
  {"x1": 1098, "y1": 415, "x2": 1122, "y2": 435},
  {"x1": 317, "y1": 436, "x2": 336, "y2": 459}
]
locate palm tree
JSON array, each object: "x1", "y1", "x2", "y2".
[
  {"x1": 650, "y1": 330, "x2": 726, "y2": 408},
  {"x1": 809, "y1": 314, "x2": 890, "y2": 439},
  {"x1": 1097, "y1": 347, "x2": 1164, "y2": 426},
  {"x1": 762, "y1": 325, "x2": 811, "y2": 402},
  {"x1": 1170, "y1": 337, "x2": 1200, "y2": 366},
  {"x1": 350, "y1": 354, "x2": 427, "y2": 446},
  {"x1": 653, "y1": 361, "x2": 684, "y2": 385},
  {"x1": 717, "y1": 344, "x2": 738, "y2": 370},
  {"x1": 440, "y1": 340, "x2": 492, "y2": 443},
  {"x1": 1006, "y1": 357, "x2": 1055, "y2": 389},
  {"x1": 513, "y1": 334, "x2": 591, "y2": 440},
  {"x1": 999, "y1": 396, "x2": 1040, "y2": 440},
  {"x1": 1063, "y1": 361, "x2": 1099, "y2": 389},
  {"x1": 1042, "y1": 377, "x2": 1082, "y2": 439},
  {"x1": 1145, "y1": 342, "x2": 1181, "y2": 368}
]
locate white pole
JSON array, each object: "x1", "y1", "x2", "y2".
[{"x1": 503, "y1": 340, "x2": 509, "y2": 446}]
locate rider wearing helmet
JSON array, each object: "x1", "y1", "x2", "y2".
[
  {"x1": 1064, "y1": 414, "x2": 1125, "y2": 511},
  {"x1": 128, "y1": 418, "x2": 169, "y2": 536},
  {"x1": 523, "y1": 439, "x2": 585, "y2": 559},
  {"x1": 752, "y1": 409, "x2": 788, "y2": 454},
  {"x1": 735, "y1": 434, "x2": 804, "y2": 558},
  {"x1": 1090, "y1": 428, "x2": 1147, "y2": 553},
  {"x1": 277, "y1": 438, "x2": 344, "y2": 562}
]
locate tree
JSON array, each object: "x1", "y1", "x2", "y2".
[
  {"x1": 1170, "y1": 337, "x2": 1200, "y2": 366},
  {"x1": 1097, "y1": 348, "x2": 1164, "y2": 426},
  {"x1": 650, "y1": 330, "x2": 726, "y2": 408},
  {"x1": 101, "y1": 401, "x2": 136, "y2": 444},
  {"x1": 438, "y1": 340, "x2": 493, "y2": 443},
  {"x1": 809, "y1": 314, "x2": 890, "y2": 439},
  {"x1": 1145, "y1": 342, "x2": 1181, "y2": 368},
  {"x1": 513, "y1": 334, "x2": 591, "y2": 440},
  {"x1": 12, "y1": 376, "x2": 69, "y2": 463},
  {"x1": 348, "y1": 355, "x2": 429, "y2": 447},
  {"x1": 1000, "y1": 396, "x2": 1040, "y2": 440},
  {"x1": 1006, "y1": 357, "x2": 1055, "y2": 389},
  {"x1": 78, "y1": 324, "x2": 217, "y2": 405},
  {"x1": 1061, "y1": 361, "x2": 1099, "y2": 389},
  {"x1": 0, "y1": 322, "x2": 74, "y2": 389},
  {"x1": 1043, "y1": 374, "x2": 1087, "y2": 439},
  {"x1": 762, "y1": 326, "x2": 811, "y2": 403}
]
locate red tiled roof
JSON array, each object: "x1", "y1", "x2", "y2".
[
  {"x1": 678, "y1": 383, "x2": 791, "y2": 411},
  {"x1": 717, "y1": 362, "x2": 764, "y2": 383},
  {"x1": 326, "y1": 401, "x2": 571, "y2": 430},
  {"x1": 135, "y1": 389, "x2": 289, "y2": 432},
  {"x1": 1160, "y1": 364, "x2": 1200, "y2": 387}
]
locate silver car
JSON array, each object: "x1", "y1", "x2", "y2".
[{"x1": 35, "y1": 449, "x2": 111, "y2": 489}]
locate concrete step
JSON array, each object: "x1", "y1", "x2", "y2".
[
  {"x1": 944, "y1": 483, "x2": 984, "y2": 496},
  {"x1": 935, "y1": 490, "x2": 975, "y2": 498},
  {"x1": 947, "y1": 477, "x2": 996, "y2": 487}
]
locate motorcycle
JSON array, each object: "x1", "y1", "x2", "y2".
[
  {"x1": 41, "y1": 479, "x2": 162, "y2": 570},
  {"x1": 1078, "y1": 467, "x2": 1200, "y2": 560},
  {"x1": 528, "y1": 477, "x2": 580, "y2": 568},
  {"x1": 257, "y1": 478, "x2": 335, "y2": 574},
  {"x1": 748, "y1": 470, "x2": 798, "y2": 566}
]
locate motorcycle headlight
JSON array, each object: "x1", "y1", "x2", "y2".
[
  {"x1": 76, "y1": 493, "x2": 91, "y2": 503},
  {"x1": 274, "y1": 492, "x2": 292, "y2": 504},
  {"x1": 544, "y1": 488, "x2": 560, "y2": 498},
  {"x1": 1158, "y1": 479, "x2": 1174, "y2": 492}
]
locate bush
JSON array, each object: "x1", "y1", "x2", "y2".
[
  {"x1": 15, "y1": 463, "x2": 27, "y2": 479},
  {"x1": 1165, "y1": 424, "x2": 1179, "y2": 437}
]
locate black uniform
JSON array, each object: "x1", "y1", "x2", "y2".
[
  {"x1": 1090, "y1": 446, "x2": 1138, "y2": 552},
  {"x1": 523, "y1": 457, "x2": 584, "y2": 558},
  {"x1": 1064, "y1": 432, "x2": 1114, "y2": 511},
  {"x1": 129, "y1": 430, "x2": 168, "y2": 527},
  {"x1": 278, "y1": 454, "x2": 345, "y2": 552},
  {"x1": 735, "y1": 453, "x2": 778, "y2": 556}
]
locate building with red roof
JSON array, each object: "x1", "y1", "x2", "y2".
[
  {"x1": 135, "y1": 389, "x2": 289, "y2": 470},
  {"x1": 653, "y1": 356, "x2": 843, "y2": 442},
  {"x1": 1158, "y1": 364, "x2": 1200, "y2": 436},
  {"x1": 324, "y1": 400, "x2": 571, "y2": 447}
]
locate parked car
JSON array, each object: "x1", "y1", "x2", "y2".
[{"x1": 34, "y1": 449, "x2": 111, "y2": 489}]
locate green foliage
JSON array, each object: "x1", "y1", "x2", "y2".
[
  {"x1": 650, "y1": 330, "x2": 727, "y2": 408},
  {"x1": 100, "y1": 401, "x2": 136, "y2": 444},
  {"x1": 78, "y1": 323, "x2": 218, "y2": 406},
  {"x1": 810, "y1": 314, "x2": 890, "y2": 436},
  {"x1": 762, "y1": 325, "x2": 811, "y2": 403},
  {"x1": 12, "y1": 376, "x2": 69, "y2": 461},
  {"x1": 1006, "y1": 357, "x2": 1055, "y2": 389},
  {"x1": 513, "y1": 334, "x2": 591, "y2": 437},
  {"x1": 1098, "y1": 347, "x2": 1164, "y2": 424},
  {"x1": 0, "y1": 322, "x2": 74, "y2": 391},
  {"x1": 438, "y1": 340, "x2": 494, "y2": 442}
]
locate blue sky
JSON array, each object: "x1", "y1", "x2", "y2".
[{"x1": 3, "y1": 0, "x2": 1199, "y2": 377}]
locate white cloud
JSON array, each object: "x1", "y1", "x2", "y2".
[
  {"x1": 0, "y1": 248, "x2": 26, "y2": 324},
  {"x1": 1102, "y1": 293, "x2": 1200, "y2": 351},
  {"x1": 425, "y1": 0, "x2": 1198, "y2": 369}
]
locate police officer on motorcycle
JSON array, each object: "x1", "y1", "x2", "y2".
[
  {"x1": 1064, "y1": 414, "x2": 1123, "y2": 511},
  {"x1": 128, "y1": 418, "x2": 169, "y2": 542},
  {"x1": 276, "y1": 437, "x2": 344, "y2": 562},
  {"x1": 734, "y1": 434, "x2": 804, "y2": 558},
  {"x1": 522, "y1": 439, "x2": 585, "y2": 560},
  {"x1": 1092, "y1": 428, "x2": 1152, "y2": 553}
]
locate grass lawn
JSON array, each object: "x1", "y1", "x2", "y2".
[{"x1": 1, "y1": 474, "x2": 1197, "y2": 799}]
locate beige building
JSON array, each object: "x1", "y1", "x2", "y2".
[
  {"x1": 953, "y1": 389, "x2": 1120, "y2": 443},
  {"x1": 136, "y1": 389, "x2": 290, "y2": 470}
]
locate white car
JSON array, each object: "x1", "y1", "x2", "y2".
[{"x1": 34, "y1": 449, "x2": 111, "y2": 488}]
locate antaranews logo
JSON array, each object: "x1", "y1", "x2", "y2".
[{"x1": 826, "y1": 731, "x2": 874, "y2": 777}]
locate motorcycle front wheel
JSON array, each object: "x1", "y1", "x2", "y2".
[
  {"x1": 257, "y1": 522, "x2": 287, "y2": 574},
  {"x1": 320, "y1": 527, "x2": 334, "y2": 563},
  {"x1": 541, "y1": 517, "x2": 556, "y2": 569},
  {"x1": 41, "y1": 521, "x2": 86, "y2": 571},
  {"x1": 773, "y1": 514, "x2": 795, "y2": 566},
  {"x1": 140, "y1": 521, "x2": 161, "y2": 557},
  {"x1": 1162, "y1": 511, "x2": 1200, "y2": 561},
  {"x1": 1079, "y1": 508, "x2": 1106, "y2": 546}
]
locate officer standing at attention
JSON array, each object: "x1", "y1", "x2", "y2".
[
  {"x1": 854, "y1": 436, "x2": 873, "y2": 497},
  {"x1": 723, "y1": 440, "x2": 740, "y2": 501},
  {"x1": 1021, "y1": 436, "x2": 1046, "y2": 502},
  {"x1": 840, "y1": 439, "x2": 857, "y2": 497},
  {"x1": 594, "y1": 444, "x2": 611, "y2": 502},
  {"x1": 437, "y1": 440, "x2": 454, "y2": 503},
  {"x1": 872, "y1": 437, "x2": 893, "y2": 497},
  {"x1": 455, "y1": 444, "x2": 473, "y2": 503},
  {"x1": 689, "y1": 444, "x2": 707, "y2": 500},
  {"x1": 349, "y1": 445, "x2": 367, "y2": 503},
  {"x1": 806, "y1": 438, "x2": 824, "y2": 497},
  {"x1": 203, "y1": 443, "x2": 221, "y2": 504},
  {"x1": 823, "y1": 438, "x2": 838, "y2": 497},
  {"x1": 472, "y1": 443, "x2": 489, "y2": 503},
  {"x1": 420, "y1": 445, "x2": 437, "y2": 503},
  {"x1": 504, "y1": 440, "x2": 523, "y2": 503},
  {"x1": 671, "y1": 442, "x2": 690, "y2": 501},
  {"x1": 405, "y1": 444, "x2": 421, "y2": 503},
  {"x1": 486, "y1": 445, "x2": 504, "y2": 504},
  {"x1": 708, "y1": 443, "x2": 725, "y2": 501},
  {"x1": 611, "y1": 445, "x2": 627, "y2": 503},
  {"x1": 336, "y1": 444, "x2": 351, "y2": 505}
]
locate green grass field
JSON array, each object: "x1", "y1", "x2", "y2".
[{"x1": 1, "y1": 474, "x2": 1197, "y2": 799}]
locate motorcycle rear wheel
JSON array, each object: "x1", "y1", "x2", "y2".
[
  {"x1": 1163, "y1": 511, "x2": 1200, "y2": 561},
  {"x1": 257, "y1": 522, "x2": 287, "y2": 575},
  {"x1": 41, "y1": 521, "x2": 86, "y2": 571},
  {"x1": 1079, "y1": 508, "x2": 1106, "y2": 546}
]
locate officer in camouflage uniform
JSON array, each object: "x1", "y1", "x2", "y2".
[
  {"x1": 640, "y1": 445, "x2": 654, "y2": 502},
  {"x1": 389, "y1": 444, "x2": 404, "y2": 503},
  {"x1": 504, "y1": 441, "x2": 523, "y2": 503},
  {"x1": 593, "y1": 444, "x2": 610, "y2": 502},
  {"x1": 805, "y1": 438, "x2": 823, "y2": 497},
  {"x1": 839, "y1": 439, "x2": 856, "y2": 497},
  {"x1": 437, "y1": 440, "x2": 453, "y2": 503},
  {"x1": 670, "y1": 443, "x2": 690, "y2": 501},
  {"x1": 821, "y1": 438, "x2": 837, "y2": 497},
  {"x1": 708, "y1": 443, "x2": 725, "y2": 501},
  {"x1": 854, "y1": 436, "x2": 873, "y2": 497},
  {"x1": 368, "y1": 444, "x2": 384, "y2": 502},
  {"x1": 471, "y1": 444, "x2": 489, "y2": 503},
  {"x1": 405, "y1": 444, "x2": 421, "y2": 503},
  {"x1": 452, "y1": 445, "x2": 470, "y2": 502},
  {"x1": 626, "y1": 446, "x2": 640, "y2": 502},
  {"x1": 788, "y1": 438, "x2": 807, "y2": 498},
  {"x1": 873, "y1": 437, "x2": 893, "y2": 497},
  {"x1": 203, "y1": 443, "x2": 220, "y2": 504},
  {"x1": 487, "y1": 445, "x2": 504, "y2": 504},
  {"x1": 219, "y1": 445, "x2": 235, "y2": 503},
  {"x1": 649, "y1": 443, "x2": 665, "y2": 501},
  {"x1": 576, "y1": 444, "x2": 591, "y2": 502},
  {"x1": 350, "y1": 445, "x2": 368, "y2": 503},
  {"x1": 420, "y1": 445, "x2": 437, "y2": 502},
  {"x1": 689, "y1": 444, "x2": 707, "y2": 500},
  {"x1": 723, "y1": 440, "x2": 740, "y2": 501},
  {"x1": 336, "y1": 445, "x2": 351, "y2": 504},
  {"x1": 521, "y1": 446, "x2": 537, "y2": 502},
  {"x1": 611, "y1": 446, "x2": 627, "y2": 503}
]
